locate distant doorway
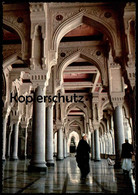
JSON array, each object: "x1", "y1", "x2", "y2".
[{"x1": 70, "y1": 136, "x2": 76, "y2": 153}]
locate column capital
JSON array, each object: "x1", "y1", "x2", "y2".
[
  {"x1": 93, "y1": 122, "x2": 100, "y2": 130},
  {"x1": 110, "y1": 93, "x2": 124, "y2": 109},
  {"x1": 126, "y1": 66, "x2": 135, "y2": 90},
  {"x1": 56, "y1": 123, "x2": 63, "y2": 131},
  {"x1": 92, "y1": 94, "x2": 99, "y2": 103},
  {"x1": 29, "y1": 70, "x2": 49, "y2": 89}
]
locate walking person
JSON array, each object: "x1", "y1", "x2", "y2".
[
  {"x1": 76, "y1": 134, "x2": 90, "y2": 180},
  {"x1": 121, "y1": 138, "x2": 134, "y2": 175}
]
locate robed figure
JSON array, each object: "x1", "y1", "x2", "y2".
[
  {"x1": 121, "y1": 138, "x2": 134, "y2": 174},
  {"x1": 76, "y1": 134, "x2": 90, "y2": 179}
]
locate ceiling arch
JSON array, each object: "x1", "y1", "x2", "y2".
[{"x1": 52, "y1": 11, "x2": 121, "y2": 59}]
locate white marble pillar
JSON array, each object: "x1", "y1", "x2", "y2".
[
  {"x1": 7, "y1": 128, "x2": 12, "y2": 158},
  {"x1": 113, "y1": 106, "x2": 125, "y2": 168},
  {"x1": 94, "y1": 129, "x2": 101, "y2": 161},
  {"x1": 24, "y1": 127, "x2": 28, "y2": 158},
  {"x1": 2, "y1": 117, "x2": 8, "y2": 160},
  {"x1": 63, "y1": 137, "x2": 67, "y2": 158},
  {"x1": 57, "y1": 128, "x2": 64, "y2": 160},
  {"x1": 46, "y1": 105, "x2": 54, "y2": 166},
  {"x1": 11, "y1": 122, "x2": 19, "y2": 160},
  {"x1": 91, "y1": 132, "x2": 95, "y2": 160},
  {"x1": 28, "y1": 86, "x2": 47, "y2": 171},
  {"x1": 110, "y1": 115, "x2": 115, "y2": 154}
]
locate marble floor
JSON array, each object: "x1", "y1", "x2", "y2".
[{"x1": 2, "y1": 157, "x2": 136, "y2": 194}]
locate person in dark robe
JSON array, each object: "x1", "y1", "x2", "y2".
[
  {"x1": 76, "y1": 134, "x2": 90, "y2": 180},
  {"x1": 121, "y1": 138, "x2": 134, "y2": 175}
]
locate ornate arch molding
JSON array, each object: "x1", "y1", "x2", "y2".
[
  {"x1": 66, "y1": 102, "x2": 89, "y2": 120},
  {"x1": 99, "y1": 123, "x2": 104, "y2": 135},
  {"x1": 68, "y1": 119, "x2": 81, "y2": 126},
  {"x1": 52, "y1": 11, "x2": 121, "y2": 59},
  {"x1": 67, "y1": 129, "x2": 81, "y2": 138},
  {"x1": 58, "y1": 51, "x2": 107, "y2": 86},
  {"x1": 3, "y1": 53, "x2": 19, "y2": 70},
  {"x1": 122, "y1": 103, "x2": 130, "y2": 119},
  {"x1": 102, "y1": 99, "x2": 110, "y2": 110},
  {"x1": 68, "y1": 119, "x2": 83, "y2": 131},
  {"x1": 3, "y1": 19, "x2": 28, "y2": 60},
  {"x1": 100, "y1": 120, "x2": 106, "y2": 134}
]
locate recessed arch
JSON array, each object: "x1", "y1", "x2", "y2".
[
  {"x1": 100, "y1": 120, "x2": 106, "y2": 134},
  {"x1": 3, "y1": 53, "x2": 20, "y2": 70},
  {"x1": 67, "y1": 130, "x2": 80, "y2": 153},
  {"x1": 52, "y1": 11, "x2": 121, "y2": 59},
  {"x1": 3, "y1": 19, "x2": 27, "y2": 59},
  {"x1": 69, "y1": 119, "x2": 81, "y2": 126},
  {"x1": 68, "y1": 119, "x2": 83, "y2": 132},
  {"x1": 66, "y1": 102, "x2": 89, "y2": 120},
  {"x1": 58, "y1": 51, "x2": 106, "y2": 86}
]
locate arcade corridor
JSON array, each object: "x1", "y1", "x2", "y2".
[
  {"x1": 2, "y1": 2, "x2": 136, "y2": 194},
  {"x1": 2, "y1": 157, "x2": 135, "y2": 194}
]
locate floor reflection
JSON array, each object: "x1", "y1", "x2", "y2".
[{"x1": 2, "y1": 157, "x2": 135, "y2": 194}]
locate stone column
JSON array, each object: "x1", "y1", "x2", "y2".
[
  {"x1": 28, "y1": 86, "x2": 47, "y2": 171},
  {"x1": 91, "y1": 132, "x2": 95, "y2": 160},
  {"x1": 24, "y1": 127, "x2": 28, "y2": 158},
  {"x1": 2, "y1": 116, "x2": 8, "y2": 161},
  {"x1": 11, "y1": 122, "x2": 19, "y2": 160},
  {"x1": 63, "y1": 136, "x2": 67, "y2": 158},
  {"x1": 94, "y1": 129, "x2": 101, "y2": 161},
  {"x1": 113, "y1": 106, "x2": 125, "y2": 168},
  {"x1": 57, "y1": 128, "x2": 64, "y2": 160},
  {"x1": 46, "y1": 105, "x2": 54, "y2": 166},
  {"x1": 7, "y1": 126, "x2": 12, "y2": 158},
  {"x1": 110, "y1": 115, "x2": 115, "y2": 155}
]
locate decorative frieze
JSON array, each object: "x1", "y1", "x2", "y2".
[
  {"x1": 58, "y1": 46, "x2": 105, "y2": 67},
  {"x1": 110, "y1": 92, "x2": 124, "y2": 108},
  {"x1": 3, "y1": 45, "x2": 21, "y2": 61},
  {"x1": 50, "y1": 6, "x2": 116, "y2": 34},
  {"x1": 30, "y1": 3, "x2": 44, "y2": 13}
]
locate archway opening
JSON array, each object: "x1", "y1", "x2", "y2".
[{"x1": 70, "y1": 136, "x2": 76, "y2": 153}]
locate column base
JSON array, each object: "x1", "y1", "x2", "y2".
[
  {"x1": 47, "y1": 162, "x2": 55, "y2": 167},
  {"x1": 2, "y1": 159, "x2": 6, "y2": 163},
  {"x1": 56, "y1": 158, "x2": 64, "y2": 161},
  {"x1": 94, "y1": 159, "x2": 101, "y2": 162},
  {"x1": 10, "y1": 157, "x2": 18, "y2": 161},
  {"x1": 28, "y1": 164, "x2": 47, "y2": 172}
]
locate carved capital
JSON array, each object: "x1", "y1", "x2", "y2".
[
  {"x1": 109, "y1": 62, "x2": 121, "y2": 68},
  {"x1": 93, "y1": 122, "x2": 100, "y2": 130},
  {"x1": 30, "y1": 3, "x2": 44, "y2": 13},
  {"x1": 56, "y1": 122, "x2": 63, "y2": 130},
  {"x1": 110, "y1": 93, "x2": 124, "y2": 109},
  {"x1": 29, "y1": 70, "x2": 48, "y2": 89},
  {"x1": 126, "y1": 66, "x2": 135, "y2": 90}
]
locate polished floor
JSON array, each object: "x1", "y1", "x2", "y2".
[{"x1": 2, "y1": 156, "x2": 136, "y2": 194}]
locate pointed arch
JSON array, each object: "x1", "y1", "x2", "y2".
[
  {"x1": 66, "y1": 102, "x2": 89, "y2": 120},
  {"x1": 52, "y1": 11, "x2": 121, "y2": 59},
  {"x1": 57, "y1": 51, "x2": 107, "y2": 86},
  {"x1": 68, "y1": 119, "x2": 83, "y2": 130},
  {"x1": 3, "y1": 19, "x2": 27, "y2": 59}
]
